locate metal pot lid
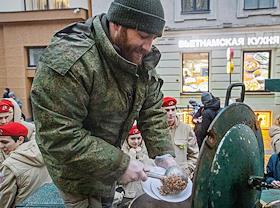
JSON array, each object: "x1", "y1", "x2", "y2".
[{"x1": 192, "y1": 103, "x2": 264, "y2": 208}]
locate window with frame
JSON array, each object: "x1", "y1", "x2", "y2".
[
  {"x1": 182, "y1": 53, "x2": 209, "y2": 93},
  {"x1": 182, "y1": 0, "x2": 210, "y2": 13},
  {"x1": 49, "y1": 0, "x2": 69, "y2": 9},
  {"x1": 24, "y1": 0, "x2": 48, "y2": 10},
  {"x1": 27, "y1": 47, "x2": 46, "y2": 67},
  {"x1": 243, "y1": 51, "x2": 270, "y2": 91},
  {"x1": 24, "y1": 0, "x2": 69, "y2": 10},
  {"x1": 244, "y1": 0, "x2": 275, "y2": 9}
]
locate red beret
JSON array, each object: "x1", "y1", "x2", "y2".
[
  {"x1": 162, "y1": 97, "x2": 177, "y2": 107},
  {"x1": 0, "y1": 100, "x2": 14, "y2": 113},
  {"x1": 0, "y1": 122, "x2": 28, "y2": 137},
  {"x1": 129, "y1": 125, "x2": 141, "y2": 136}
]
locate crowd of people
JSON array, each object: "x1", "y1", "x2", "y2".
[
  {"x1": 0, "y1": 0, "x2": 279, "y2": 207},
  {"x1": 104, "y1": 94, "x2": 215, "y2": 207},
  {"x1": 0, "y1": 87, "x2": 279, "y2": 207},
  {"x1": 0, "y1": 82, "x2": 221, "y2": 206},
  {"x1": 0, "y1": 97, "x2": 51, "y2": 207},
  {"x1": 0, "y1": 91, "x2": 215, "y2": 208}
]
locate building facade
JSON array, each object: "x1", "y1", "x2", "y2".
[
  {"x1": 157, "y1": 0, "x2": 280, "y2": 113},
  {"x1": 91, "y1": 0, "x2": 280, "y2": 160},
  {"x1": 1, "y1": 0, "x2": 280, "y2": 159},
  {"x1": 91, "y1": 1, "x2": 280, "y2": 112},
  {"x1": 0, "y1": 0, "x2": 88, "y2": 119},
  {"x1": 156, "y1": 0, "x2": 280, "y2": 160}
]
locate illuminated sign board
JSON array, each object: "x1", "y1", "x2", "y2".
[{"x1": 178, "y1": 36, "x2": 280, "y2": 48}]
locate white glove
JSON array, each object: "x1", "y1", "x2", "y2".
[
  {"x1": 154, "y1": 154, "x2": 177, "y2": 169},
  {"x1": 119, "y1": 160, "x2": 148, "y2": 185}
]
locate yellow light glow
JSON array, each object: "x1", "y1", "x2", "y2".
[
  {"x1": 176, "y1": 109, "x2": 194, "y2": 127},
  {"x1": 255, "y1": 111, "x2": 272, "y2": 129}
]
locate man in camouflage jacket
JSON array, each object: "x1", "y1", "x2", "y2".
[{"x1": 31, "y1": 0, "x2": 176, "y2": 207}]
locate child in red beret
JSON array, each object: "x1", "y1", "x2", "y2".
[
  {"x1": 126, "y1": 125, "x2": 143, "y2": 151},
  {"x1": 0, "y1": 99, "x2": 36, "y2": 165},
  {"x1": 0, "y1": 99, "x2": 14, "y2": 126},
  {"x1": 0, "y1": 122, "x2": 28, "y2": 155},
  {"x1": 120, "y1": 124, "x2": 154, "y2": 205},
  {"x1": 0, "y1": 122, "x2": 52, "y2": 207}
]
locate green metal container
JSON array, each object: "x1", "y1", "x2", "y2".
[{"x1": 191, "y1": 102, "x2": 264, "y2": 208}]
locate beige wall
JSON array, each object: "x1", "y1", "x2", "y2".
[
  {"x1": 0, "y1": 26, "x2": 7, "y2": 89},
  {"x1": 0, "y1": 9, "x2": 88, "y2": 120}
]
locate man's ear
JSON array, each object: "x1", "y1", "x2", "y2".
[
  {"x1": 111, "y1": 22, "x2": 121, "y2": 31},
  {"x1": 18, "y1": 136, "x2": 25, "y2": 144},
  {"x1": 109, "y1": 22, "x2": 122, "y2": 39}
]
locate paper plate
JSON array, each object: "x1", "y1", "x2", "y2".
[
  {"x1": 141, "y1": 166, "x2": 166, "y2": 200},
  {"x1": 142, "y1": 166, "x2": 193, "y2": 202},
  {"x1": 150, "y1": 177, "x2": 193, "y2": 203}
]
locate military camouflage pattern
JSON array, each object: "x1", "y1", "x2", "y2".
[{"x1": 31, "y1": 15, "x2": 174, "y2": 197}]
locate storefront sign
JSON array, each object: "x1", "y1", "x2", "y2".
[{"x1": 178, "y1": 36, "x2": 280, "y2": 48}]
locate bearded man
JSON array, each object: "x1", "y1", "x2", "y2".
[{"x1": 31, "y1": 0, "x2": 178, "y2": 207}]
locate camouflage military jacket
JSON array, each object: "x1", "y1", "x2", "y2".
[{"x1": 31, "y1": 15, "x2": 174, "y2": 197}]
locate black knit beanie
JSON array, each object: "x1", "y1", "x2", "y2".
[
  {"x1": 201, "y1": 92, "x2": 213, "y2": 105},
  {"x1": 107, "y1": 0, "x2": 165, "y2": 37}
]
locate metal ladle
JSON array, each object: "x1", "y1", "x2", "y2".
[{"x1": 146, "y1": 166, "x2": 188, "y2": 182}]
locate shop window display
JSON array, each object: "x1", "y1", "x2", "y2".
[
  {"x1": 255, "y1": 111, "x2": 272, "y2": 167},
  {"x1": 243, "y1": 51, "x2": 270, "y2": 91},
  {"x1": 177, "y1": 108, "x2": 194, "y2": 127},
  {"x1": 182, "y1": 53, "x2": 209, "y2": 93}
]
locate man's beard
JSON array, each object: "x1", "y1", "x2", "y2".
[{"x1": 114, "y1": 28, "x2": 148, "y2": 65}]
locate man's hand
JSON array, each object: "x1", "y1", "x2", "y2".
[
  {"x1": 119, "y1": 160, "x2": 148, "y2": 185},
  {"x1": 271, "y1": 180, "x2": 280, "y2": 189},
  {"x1": 154, "y1": 154, "x2": 177, "y2": 169}
]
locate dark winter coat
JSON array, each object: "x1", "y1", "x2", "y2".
[
  {"x1": 194, "y1": 98, "x2": 221, "y2": 148},
  {"x1": 265, "y1": 153, "x2": 280, "y2": 184}
]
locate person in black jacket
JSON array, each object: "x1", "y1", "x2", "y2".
[
  {"x1": 265, "y1": 153, "x2": 280, "y2": 188},
  {"x1": 193, "y1": 92, "x2": 221, "y2": 149}
]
